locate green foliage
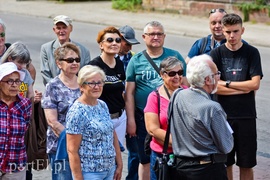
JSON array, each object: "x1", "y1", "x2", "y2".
[
  {"x1": 238, "y1": 2, "x2": 270, "y2": 22},
  {"x1": 112, "y1": 0, "x2": 142, "y2": 11}
]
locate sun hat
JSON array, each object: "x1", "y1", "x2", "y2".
[{"x1": 0, "y1": 62, "x2": 25, "y2": 81}]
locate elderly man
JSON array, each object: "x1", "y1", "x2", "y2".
[
  {"x1": 125, "y1": 21, "x2": 186, "y2": 179},
  {"x1": 40, "y1": 15, "x2": 91, "y2": 86},
  {"x1": 170, "y1": 54, "x2": 234, "y2": 179}
]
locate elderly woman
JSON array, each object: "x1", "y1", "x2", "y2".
[
  {"x1": 88, "y1": 26, "x2": 126, "y2": 148},
  {"x1": 41, "y1": 42, "x2": 81, "y2": 180},
  {"x1": 1, "y1": 42, "x2": 35, "y2": 100},
  {"x1": 66, "y1": 65, "x2": 123, "y2": 180},
  {"x1": 0, "y1": 62, "x2": 32, "y2": 179},
  {"x1": 144, "y1": 56, "x2": 186, "y2": 180}
]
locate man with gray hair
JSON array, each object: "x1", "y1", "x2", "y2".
[
  {"x1": 40, "y1": 15, "x2": 91, "y2": 86},
  {"x1": 125, "y1": 21, "x2": 186, "y2": 179},
  {"x1": 170, "y1": 54, "x2": 233, "y2": 179}
]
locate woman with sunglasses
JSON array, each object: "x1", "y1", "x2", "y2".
[
  {"x1": 144, "y1": 56, "x2": 187, "y2": 180},
  {"x1": 66, "y1": 65, "x2": 122, "y2": 180},
  {"x1": 89, "y1": 26, "x2": 126, "y2": 150},
  {"x1": 42, "y1": 42, "x2": 81, "y2": 180}
]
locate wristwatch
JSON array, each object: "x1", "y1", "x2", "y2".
[{"x1": 226, "y1": 80, "x2": 231, "y2": 88}]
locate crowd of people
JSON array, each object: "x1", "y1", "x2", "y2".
[{"x1": 0, "y1": 8, "x2": 263, "y2": 180}]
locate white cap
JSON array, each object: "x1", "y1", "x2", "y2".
[
  {"x1": 0, "y1": 62, "x2": 25, "y2": 81},
  {"x1": 53, "y1": 15, "x2": 72, "y2": 26}
]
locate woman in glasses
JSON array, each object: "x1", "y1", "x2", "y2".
[
  {"x1": 0, "y1": 62, "x2": 31, "y2": 179},
  {"x1": 66, "y1": 65, "x2": 122, "y2": 180},
  {"x1": 89, "y1": 26, "x2": 126, "y2": 151},
  {"x1": 42, "y1": 42, "x2": 81, "y2": 180},
  {"x1": 144, "y1": 56, "x2": 187, "y2": 180}
]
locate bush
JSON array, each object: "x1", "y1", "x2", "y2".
[{"x1": 112, "y1": 0, "x2": 142, "y2": 11}]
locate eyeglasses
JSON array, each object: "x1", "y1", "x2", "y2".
[
  {"x1": 212, "y1": 71, "x2": 221, "y2": 77},
  {"x1": 0, "y1": 32, "x2": 5, "y2": 38},
  {"x1": 164, "y1": 70, "x2": 183, "y2": 77},
  {"x1": 209, "y1": 9, "x2": 227, "y2": 15},
  {"x1": 1, "y1": 79, "x2": 22, "y2": 85},
  {"x1": 102, "y1": 37, "x2": 121, "y2": 43},
  {"x1": 144, "y1": 32, "x2": 164, "y2": 38},
  {"x1": 60, "y1": 57, "x2": 80, "y2": 63},
  {"x1": 83, "y1": 81, "x2": 105, "y2": 88}
]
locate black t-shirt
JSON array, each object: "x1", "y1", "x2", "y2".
[
  {"x1": 210, "y1": 43, "x2": 263, "y2": 119},
  {"x1": 89, "y1": 56, "x2": 125, "y2": 114}
]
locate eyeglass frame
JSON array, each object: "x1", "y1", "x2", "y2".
[
  {"x1": 212, "y1": 71, "x2": 221, "y2": 77},
  {"x1": 209, "y1": 8, "x2": 227, "y2": 16},
  {"x1": 102, "y1": 37, "x2": 122, "y2": 43},
  {"x1": 0, "y1": 32, "x2": 5, "y2": 38},
  {"x1": 164, "y1": 70, "x2": 184, "y2": 77},
  {"x1": 1, "y1": 79, "x2": 22, "y2": 85},
  {"x1": 144, "y1": 32, "x2": 164, "y2": 38},
  {"x1": 83, "y1": 81, "x2": 105, "y2": 88},
  {"x1": 59, "y1": 57, "x2": 81, "y2": 63}
]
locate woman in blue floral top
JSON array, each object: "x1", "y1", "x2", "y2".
[
  {"x1": 66, "y1": 65, "x2": 122, "y2": 180},
  {"x1": 41, "y1": 42, "x2": 81, "y2": 180}
]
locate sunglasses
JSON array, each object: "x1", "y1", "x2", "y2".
[
  {"x1": 209, "y1": 8, "x2": 227, "y2": 16},
  {"x1": 164, "y1": 70, "x2": 183, "y2": 77},
  {"x1": 60, "y1": 57, "x2": 80, "y2": 63},
  {"x1": 0, "y1": 32, "x2": 5, "y2": 38},
  {"x1": 103, "y1": 37, "x2": 121, "y2": 43}
]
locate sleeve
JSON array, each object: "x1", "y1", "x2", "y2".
[
  {"x1": 144, "y1": 91, "x2": 158, "y2": 114},
  {"x1": 40, "y1": 44, "x2": 52, "y2": 86},
  {"x1": 187, "y1": 39, "x2": 201, "y2": 59},
  {"x1": 79, "y1": 44, "x2": 91, "y2": 67},
  {"x1": 249, "y1": 46, "x2": 263, "y2": 79},
  {"x1": 41, "y1": 82, "x2": 57, "y2": 109},
  {"x1": 211, "y1": 107, "x2": 234, "y2": 154},
  {"x1": 126, "y1": 56, "x2": 136, "y2": 82},
  {"x1": 66, "y1": 103, "x2": 85, "y2": 135}
]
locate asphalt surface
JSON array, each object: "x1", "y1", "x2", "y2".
[{"x1": 0, "y1": 0, "x2": 269, "y2": 179}]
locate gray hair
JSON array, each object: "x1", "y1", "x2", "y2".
[
  {"x1": 77, "y1": 65, "x2": 106, "y2": 86},
  {"x1": 143, "y1": 21, "x2": 164, "y2": 33},
  {"x1": 186, "y1": 54, "x2": 213, "y2": 88},
  {"x1": 160, "y1": 56, "x2": 183, "y2": 74},
  {"x1": 1, "y1": 42, "x2": 31, "y2": 64},
  {"x1": 0, "y1": 18, "x2": 6, "y2": 31}
]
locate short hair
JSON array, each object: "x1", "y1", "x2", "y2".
[
  {"x1": 77, "y1": 65, "x2": 106, "y2": 86},
  {"x1": 96, "y1": 26, "x2": 121, "y2": 43},
  {"x1": 143, "y1": 21, "x2": 164, "y2": 33},
  {"x1": 186, "y1": 54, "x2": 213, "y2": 88},
  {"x1": 160, "y1": 56, "x2": 183, "y2": 74},
  {"x1": 0, "y1": 18, "x2": 6, "y2": 31},
  {"x1": 54, "y1": 42, "x2": 81, "y2": 62},
  {"x1": 222, "y1": 13, "x2": 243, "y2": 27},
  {"x1": 1, "y1": 42, "x2": 31, "y2": 64}
]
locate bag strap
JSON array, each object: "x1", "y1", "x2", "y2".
[
  {"x1": 143, "y1": 50, "x2": 160, "y2": 74},
  {"x1": 199, "y1": 36, "x2": 208, "y2": 55},
  {"x1": 162, "y1": 88, "x2": 182, "y2": 154},
  {"x1": 155, "y1": 89, "x2": 160, "y2": 117}
]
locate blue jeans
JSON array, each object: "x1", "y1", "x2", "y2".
[
  {"x1": 82, "y1": 165, "x2": 116, "y2": 180},
  {"x1": 150, "y1": 151, "x2": 160, "y2": 180},
  {"x1": 48, "y1": 153, "x2": 72, "y2": 180},
  {"x1": 125, "y1": 135, "x2": 139, "y2": 180}
]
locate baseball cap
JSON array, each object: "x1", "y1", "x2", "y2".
[
  {"x1": 119, "y1": 25, "x2": 140, "y2": 45},
  {"x1": 53, "y1": 15, "x2": 72, "y2": 26},
  {"x1": 0, "y1": 62, "x2": 25, "y2": 81}
]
